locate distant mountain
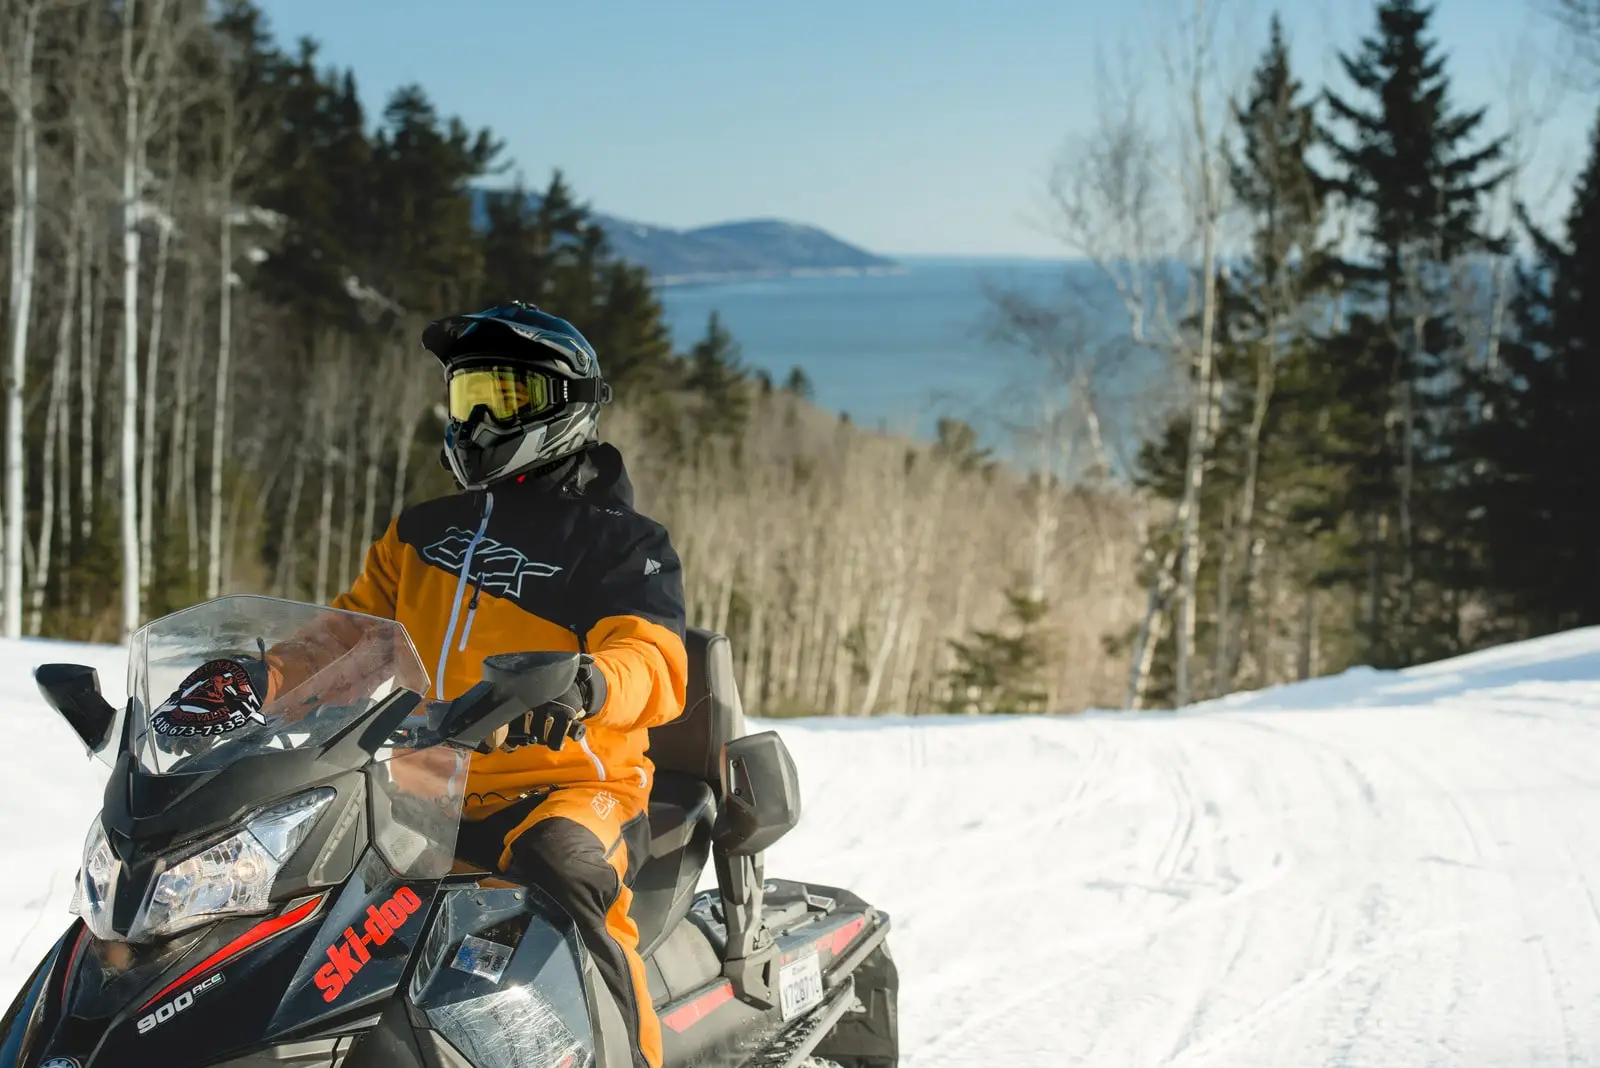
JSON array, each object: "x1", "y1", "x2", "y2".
[
  {"x1": 470, "y1": 189, "x2": 897, "y2": 285},
  {"x1": 597, "y1": 216, "x2": 899, "y2": 285}
]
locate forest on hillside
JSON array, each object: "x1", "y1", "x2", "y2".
[{"x1": 0, "y1": 0, "x2": 1597, "y2": 716}]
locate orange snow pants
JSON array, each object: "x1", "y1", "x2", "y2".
[{"x1": 457, "y1": 783, "x2": 659, "y2": 1068}]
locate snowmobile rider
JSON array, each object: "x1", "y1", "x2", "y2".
[{"x1": 321, "y1": 302, "x2": 686, "y2": 1068}]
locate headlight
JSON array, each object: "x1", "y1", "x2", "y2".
[
  {"x1": 133, "y1": 788, "x2": 335, "y2": 940},
  {"x1": 69, "y1": 818, "x2": 121, "y2": 940},
  {"x1": 69, "y1": 789, "x2": 334, "y2": 943},
  {"x1": 132, "y1": 788, "x2": 335, "y2": 940}
]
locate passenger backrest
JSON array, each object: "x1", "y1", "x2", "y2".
[{"x1": 647, "y1": 627, "x2": 746, "y2": 786}]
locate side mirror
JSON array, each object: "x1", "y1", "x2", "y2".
[
  {"x1": 36, "y1": 664, "x2": 118, "y2": 755},
  {"x1": 438, "y1": 652, "x2": 580, "y2": 751},
  {"x1": 714, "y1": 731, "x2": 801, "y2": 856}
]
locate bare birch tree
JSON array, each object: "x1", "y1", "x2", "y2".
[
  {"x1": 138, "y1": 130, "x2": 178, "y2": 606},
  {"x1": 116, "y1": 0, "x2": 195, "y2": 638},
  {"x1": 204, "y1": 17, "x2": 277, "y2": 598},
  {"x1": 1040, "y1": 0, "x2": 1237, "y2": 707},
  {"x1": 0, "y1": 0, "x2": 49, "y2": 637},
  {"x1": 1046, "y1": 42, "x2": 1183, "y2": 709}
]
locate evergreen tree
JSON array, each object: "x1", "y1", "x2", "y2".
[
  {"x1": 1314, "y1": 0, "x2": 1507, "y2": 666},
  {"x1": 577, "y1": 258, "x2": 676, "y2": 396},
  {"x1": 479, "y1": 177, "x2": 550, "y2": 304},
  {"x1": 942, "y1": 589, "x2": 1051, "y2": 715},
  {"x1": 477, "y1": 170, "x2": 675, "y2": 399},
  {"x1": 367, "y1": 85, "x2": 501, "y2": 316},
  {"x1": 255, "y1": 42, "x2": 372, "y2": 328},
  {"x1": 684, "y1": 311, "x2": 749, "y2": 441},
  {"x1": 933, "y1": 417, "x2": 993, "y2": 474},
  {"x1": 782, "y1": 365, "x2": 814, "y2": 400},
  {"x1": 1132, "y1": 16, "x2": 1335, "y2": 700},
  {"x1": 1463, "y1": 107, "x2": 1600, "y2": 635}
]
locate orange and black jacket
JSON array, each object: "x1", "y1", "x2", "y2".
[{"x1": 324, "y1": 444, "x2": 687, "y2": 819}]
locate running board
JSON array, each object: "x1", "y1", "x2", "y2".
[{"x1": 740, "y1": 976, "x2": 857, "y2": 1068}]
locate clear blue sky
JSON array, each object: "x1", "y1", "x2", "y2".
[{"x1": 256, "y1": 0, "x2": 1593, "y2": 256}]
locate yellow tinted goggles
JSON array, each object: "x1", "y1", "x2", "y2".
[{"x1": 447, "y1": 367, "x2": 557, "y2": 425}]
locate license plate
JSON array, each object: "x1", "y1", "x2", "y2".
[{"x1": 778, "y1": 953, "x2": 825, "y2": 1021}]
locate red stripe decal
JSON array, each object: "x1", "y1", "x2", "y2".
[
  {"x1": 140, "y1": 895, "x2": 325, "y2": 1010},
  {"x1": 661, "y1": 981, "x2": 733, "y2": 1033},
  {"x1": 829, "y1": 916, "x2": 867, "y2": 956},
  {"x1": 59, "y1": 926, "x2": 87, "y2": 1014}
]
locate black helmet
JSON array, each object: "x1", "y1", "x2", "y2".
[{"x1": 422, "y1": 302, "x2": 612, "y2": 490}]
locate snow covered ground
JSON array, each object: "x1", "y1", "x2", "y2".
[{"x1": 5, "y1": 629, "x2": 1600, "y2": 1065}]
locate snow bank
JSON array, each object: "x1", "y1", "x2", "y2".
[{"x1": 5, "y1": 632, "x2": 1600, "y2": 1065}]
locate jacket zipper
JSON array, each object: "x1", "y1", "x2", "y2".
[
  {"x1": 577, "y1": 735, "x2": 607, "y2": 780},
  {"x1": 458, "y1": 574, "x2": 485, "y2": 652},
  {"x1": 436, "y1": 491, "x2": 495, "y2": 699}
]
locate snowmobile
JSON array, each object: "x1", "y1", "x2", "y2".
[{"x1": 0, "y1": 595, "x2": 897, "y2": 1068}]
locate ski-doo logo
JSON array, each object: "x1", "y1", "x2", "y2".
[
  {"x1": 313, "y1": 887, "x2": 424, "y2": 1003},
  {"x1": 151, "y1": 659, "x2": 266, "y2": 738},
  {"x1": 421, "y1": 527, "x2": 563, "y2": 600}
]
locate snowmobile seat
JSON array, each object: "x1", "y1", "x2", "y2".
[
  {"x1": 634, "y1": 628, "x2": 747, "y2": 957},
  {"x1": 647, "y1": 627, "x2": 747, "y2": 787},
  {"x1": 632, "y1": 773, "x2": 715, "y2": 957}
]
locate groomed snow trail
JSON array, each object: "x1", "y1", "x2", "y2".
[
  {"x1": 767, "y1": 630, "x2": 1600, "y2": 1067},
  {"x1": 4, "y1": 629, "x2": 1600, "y2": 1064}
]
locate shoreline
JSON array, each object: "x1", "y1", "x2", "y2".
[{"x1": 653, "y1": 264, "x2": 909, "y2": 288}]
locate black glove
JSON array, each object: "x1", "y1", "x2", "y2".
[{"x1": 505, "y1": 655, "x2": 607, "y2": 753}]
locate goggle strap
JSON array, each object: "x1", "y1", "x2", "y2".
[{"x1": 557, "y1": 378, "x2": 613, "y2": 405}]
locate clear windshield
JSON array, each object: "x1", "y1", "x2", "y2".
[{"x1": 127, "y1": 595, "x2": 432, "y2": 777}]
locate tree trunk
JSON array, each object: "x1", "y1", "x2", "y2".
[
  {"x1": 79, "y1": 211, "x2": 95, "y2": 540},
  {"x1": 4, "y1": 5, "x2": 41, "y2": 637},
  {"x1": 1171, "y1": 0, "x2": 1225, "y2": 709},
  {"x1": 207, "y1": 187, "x2": 233, "y2": 598},
  {"x1": 1366, "y1": 512, "x2": 1384, "y2": 657},
  {"x1": 1224, "y1": 333, "x2": 1277, "y2": 688},
  {"x1": 276, "y1": 444, "x2": 306, "y2": 597},
  {"x1": 139, "y1": 206, "x2": 173, "y2": 606},
  {"x1": 739, "y1": 501, "x2": 769, "y2": 711},
  {"x1": 337, "y1": 414, "x2": 358, "y2": 590},
  {"x1": 1126, "y1": 517, "x2": 1180, "y2": 711},
  {"x1": 313, "y1": 382, "x2": 336, "y2": 605},
  {"x1": 119, "y1": 48, "x2": 144, "y2": 641},
  {"x1": 1136, "y1": 605, "x2": 1169, "y2": 710},
  {"x1": 1174, "y1": 249, "x2": 1219, "y2": 703},
  {"x1": 1398, "y1": 373, "x2": 1416, "y2": 634},
  {"x1": 1298, "y1": 586, "x2": 1317, "y2": 680},
  {"x1": 55, "y1": 351, "x2": 72, "y2": 613},
  {"x1": 1028, "y1": 395, "x2": 1059, "y2": 603},
  {"x1": 1210, "y1": 498, "x2": 1234, "y2": 696},
  {"x1": 358, "y1": 386, "x2": 389, "y2": 574},
  {"x1": 390, "y1": 355, "x2": 427, "y2": 517},
  {"x1": 184, "y1": 364, "x2": 201, "y2": 584},
  {"x1": 1127, "y1": 572, "x2": 1172, "y2": 710},
  {"x1": 167, "y1": 252, "x2": 198, "y2": 516},
  {"x1": 31, "y1": 231, "x2": 79, "y2": 635},
  {"x1": 858, "y1": 473, "x2": 931, "y2": 717}
]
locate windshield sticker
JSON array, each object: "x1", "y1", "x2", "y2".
[
  {"x1": 151, "y1": 659, "x2": 267, "y2": 738},
  {"x1": 314, "y1": 887, "x2": 424, "y2": 1002},
  {"x1": 450, "y1": 934, "x2": 514, "y2": 984}
]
